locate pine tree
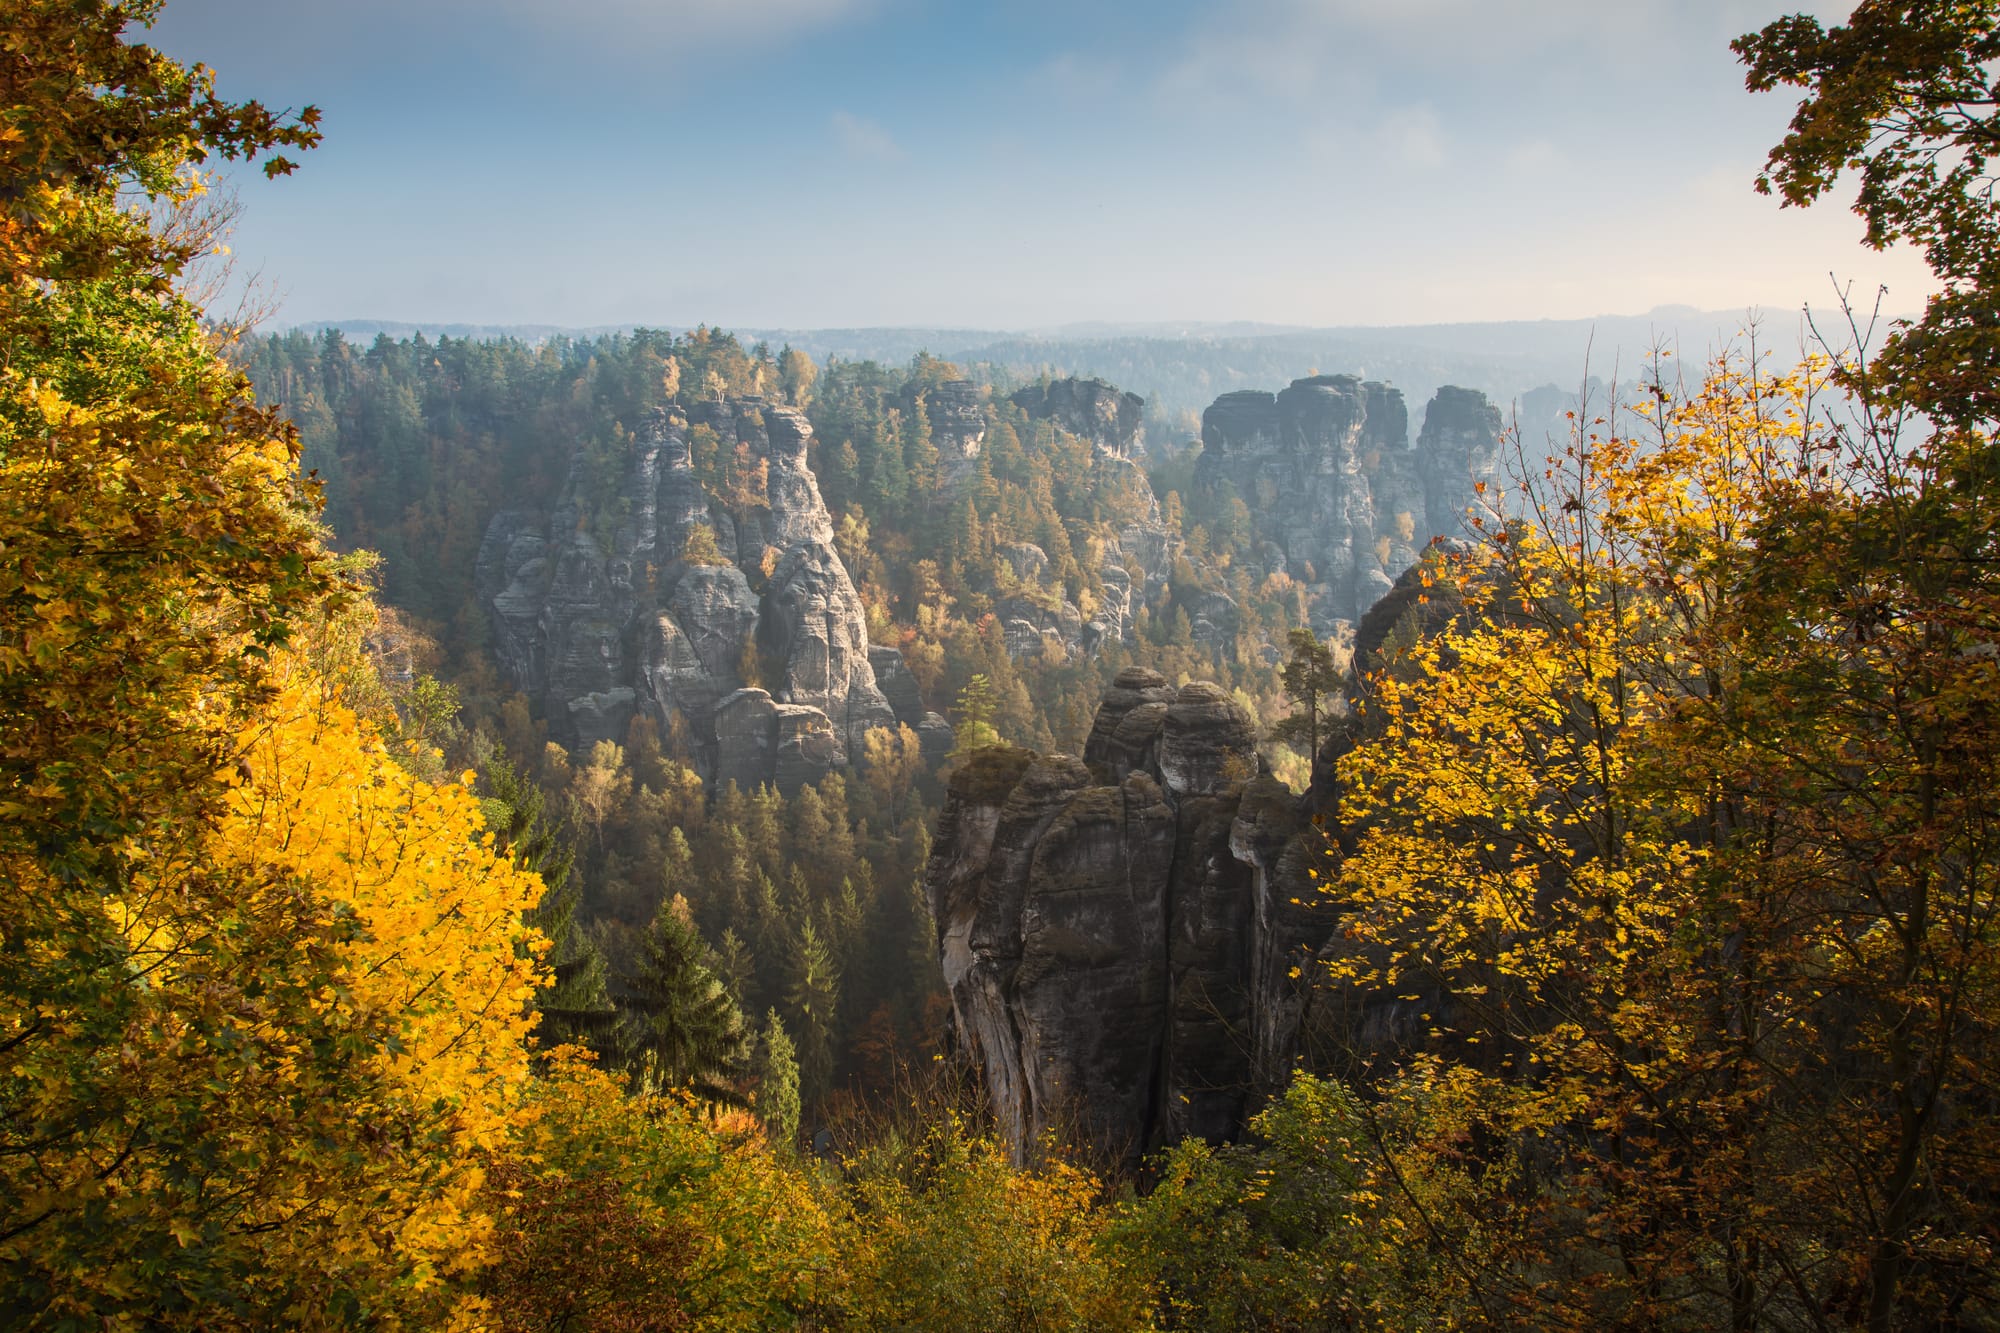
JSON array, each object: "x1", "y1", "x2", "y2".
[
  {"x1": 1268, "y1": 628, "x2": 1343, "y2": 765},
  {"x1": 785, "y1": 919, "x2": 841, "y2": 1106}
]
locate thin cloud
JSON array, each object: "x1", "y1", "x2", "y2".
[
  {"x1": 831, "y1": 111, "x2": 904, "y2": 162},
  {"x1": 482, "y1": 0, "x2": 873, "y2": 44},
  {"x1": 1377, "y1": 105, "x2": 1446, "y2": 169},
  {"x1": 1154, "y1": 0, "x2": 1774, "y2": 109}
]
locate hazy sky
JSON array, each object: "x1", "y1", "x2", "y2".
[{"x1": 146, "y1": 0, "x2": 1936, "y2": 330}]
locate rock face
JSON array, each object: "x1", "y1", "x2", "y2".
[
  {"x1": 1011, "y1": 377, "x2": 1146, "y2": 460},
  {"x1": 898, "y1": 375, "x2": 1174, "y2": 664},
  {"x1": 927, "y1": 668, "x2": 1325, "y2": 1169},
  {"x1": 916, "y1": 378, "x2": 987, "y2": 490},
  {"x1": 478, "y1": 398, "x2": 898, "y2": 791},
  {"x1": 1195, "y1": 376, "x2": 1501, "y2": 626}
]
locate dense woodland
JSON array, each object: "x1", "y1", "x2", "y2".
[
  {"x1": 229, "y1": 317, "x2": 1329, "y2": 1110},
  {"x1": 6, "y1": 0, "x2": 2000, "y2": 1329}
]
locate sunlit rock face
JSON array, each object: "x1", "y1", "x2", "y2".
[
  {"x1": 477, "y1": 398, "x2": 896, "y2": 792},
  {"x1": 1010, "y1": 376, "x2": 1146, "y2": 461},
  {"x1": 1194, "y1": 375, "x2": 1502, "y2": 629}
]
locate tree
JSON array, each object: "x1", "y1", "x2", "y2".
[
  {"x1": 753, "y1": 1010, "x2": 802, "y2": 1148},
  {"x1": 1267, "y1": 627, "x2": 1342, "y2": 764},
  {"x1": 951, "y1": 673, "x2": 1001, "y2": 754},
  {"x1": 618, "y1": 896, "x2": 751, "y2": 1102},
  {"x1": 680, "y1": 521, "x2": 729, "y2": 565},
  {"x1": 839, "y1": 1111, "x2": 1151, "y2": 1331},
  {"x1": 0, "y1": 2, "x2": 543, "y2": 1321},
  {"x1": 486, "y1": 754, "x2": 616, "y2": 1047},
  {"x1": 785, "y1": 918, "x2": 841, "y2": 1106},
  {"x1": 572, "y1": 738, "x2": 632, "y2": 847},
  {"x1": 1321, "y1": 348, "x2": 2000, "y2": 1327},
  {"x1": 1736, "y1": 1, "x2": 2000, "y2": 422},
  {"x1": 862, "y1": 723, "x2": 924, "y2": 825},
  {"x1": 485, "y1": 1056, "x2": 838, "y2": 1330},
  {"x1": 778, "y1": 345, "x2": 817, "y2": 409}
]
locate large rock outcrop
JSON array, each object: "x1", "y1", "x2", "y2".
[
  {"x1": 1195, "y1": 376, "x2": 1501, "y2": 626},
  {"x1": 914, "y1": 378, "x2": 987, "y2": 490},
  {"x1": 1011, "y1": 377, "x2": 1146, "y2": 460},
  {"x1": 927, "y1": 668, "x2": 1326, "y2": 1169},
  {"x1": 478, "y1": 398, "x2": 897, "y2": 791},
  {"x1": 906, "y1": 375, "x2": 1173, "y2": 661}
]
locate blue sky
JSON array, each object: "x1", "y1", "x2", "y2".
[{"x1": 147, "y1": 0, "x2": 1935, "y2": 330}]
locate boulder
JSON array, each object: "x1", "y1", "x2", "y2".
[{"x1": 867, "y1": 644, "x2": 926, "y2": 730}]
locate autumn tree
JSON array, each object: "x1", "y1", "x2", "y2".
[
  {"x1": 1736, "y1": 0, "x2": 2000, "y2": 422},
  {"x1": 1314, "y1": 342, "x2": 2000, "y2": 1326},
  {"x1": 952, "y1": 673, "x2": 1001, "y2": 754},
  {"x1": 485, "y1": 1057, "x2": 838, "y2": 1331},
  {"x1": 778, "y1": 345, "x2": 817, "y2": 409}
]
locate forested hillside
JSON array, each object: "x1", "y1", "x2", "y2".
[
  {"x1": 7, "y1": 0, "x2": 2000, "y2": 1329},
  {"x1": 233, "y1": 323, "x2": 1349, "y2": 1111}
]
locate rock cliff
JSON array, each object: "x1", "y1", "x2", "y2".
[
  {"x1": 477, "y1": 398, "x2": 898, "y2": 792},
  {"x1": 1195, "y1": 375, "x2": 1501, "y2": 626},
  {"x1": 1010, "y1": 377, "x2": 1146, "y2": 460},
  {"x1": 927, "y1": 668, "x2": 1328, "y2": 1169}
]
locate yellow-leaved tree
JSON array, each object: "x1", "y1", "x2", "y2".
[
  {"x1": 1318, "y1": 344, "x2": 2000, "y2": 1327},
  {"x1": 0, "y1": 3, "x2": 553, "y2": 1325}
]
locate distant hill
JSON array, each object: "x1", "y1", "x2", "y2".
[{"x1": 287, "y1": 305, "x2": 1851, "y2": 441}]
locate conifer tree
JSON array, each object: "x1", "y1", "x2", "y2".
[
  {"x1": 618, "y1": 895, "x2": 750, "y2": 1102},
  {"x1": 487, "y1": 756, "x2": 616, "y2": 1046},
  {"x1": 786, "y1": 918, "x2": 842, "y2": 1105},
  {"x1": 753, "y1": 1010, "x2": 802, "y2": 1148},
  {"x1": 1268, "y1": 628, "x2": 1342, "y2": 764}
]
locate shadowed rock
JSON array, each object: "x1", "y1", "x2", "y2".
[
  {"x1": 927, "y1": 675, "x2": 1317, "y2": 1171},
  {"x1": 1195, "y1": 375, "x2": 1501, "y2": 629}
]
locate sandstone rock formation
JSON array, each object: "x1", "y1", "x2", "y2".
[
  {"x1": 1010, "y1": 377, "x2": 1145, "y2": 460},
  {"x1": 914, "y1": 378, "x2": 987, "y2": 490},
  {"x1": 1195, "y1": 375, "x2": 1501, "y2": 626},
  {"x1": 926, "y1": 668, "x2": 1327, "y2": 1169},
  {"x1": 477, "y1": 398, "x2": 898, "y2": 791}
]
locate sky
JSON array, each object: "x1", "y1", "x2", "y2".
[{"x1": 145, "y1": 0, "x2": 1938, "y2": 331}]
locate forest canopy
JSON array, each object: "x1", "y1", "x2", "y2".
[{"x1": 4, "y1": 0, "x2": 2000, "y2": 1330}]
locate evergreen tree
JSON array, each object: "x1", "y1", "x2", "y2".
[
  {"x1": 1268, "y1": 628, "x2": 1343, "y2": 765},
  {"x1": 487, "y1": 756, "x2": 616, "y2": 1046},
  {"x1": 617, "y1": 895, "x2": 750, "y2": 1102},
  {"x1": 753, "y1": 1010, "x2": 802, "y2": 1148},
  {"x1": 951, "y1": 674, "x2": 1001, "y2": 754},
  {"x1": 785, "y1": 918, "x2": 841, "y2": 1106}
]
